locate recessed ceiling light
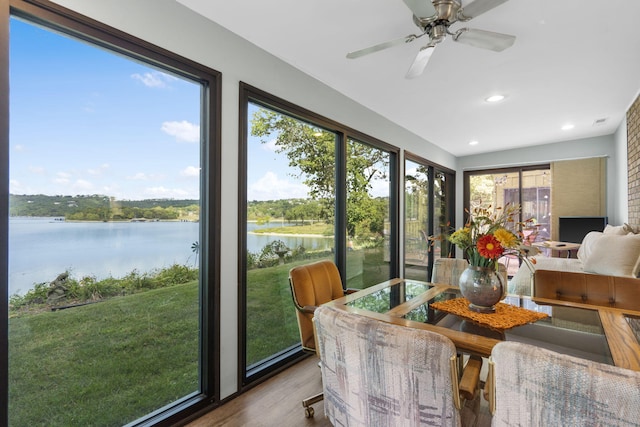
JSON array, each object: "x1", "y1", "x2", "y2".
[
  {"x1": 469, "y1": 140, "x2": 479, "y2": 146},
  {"x1": 561, "y1": 123, "x2": 575, "y2": 131},
  {"x1": 485, "y1": 94, "x2": 505, "y2": 103}
]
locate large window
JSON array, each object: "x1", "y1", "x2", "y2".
[
  {"x1": 243, "y1": 100, "x2": 337, "y2": 375},
  {"x1": 404, "y1": 153, "x2": 455, "y2": 281},
  {"x1": 464, "y1": 165, "x2": 550, "y2": 275},
  {"x1": 345, "y1": 138, "x2": 393, "y2": 289},
  {"x1": 3, "y1": 3, "x2": 220, "y2": 426},
  {"x1": 240, "y1": 85, "x2": 398, "y2": 383}
]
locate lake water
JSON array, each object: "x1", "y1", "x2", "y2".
[{"x1": 9, "y1": 218, "x2": 333, "y2": 296}]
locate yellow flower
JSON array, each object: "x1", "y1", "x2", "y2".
[
  {"x1": 449, "y1": 227, "x2": 471, "y2": 247},
  {"x1": 493, "y1": 228, "x2": 518, "y2": 249}
]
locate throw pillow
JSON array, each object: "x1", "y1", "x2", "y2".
[
  {"x1": 577, "y1": 231, "x2": 603, "y2": 263},
  {"x1": 604, "y1": 224, "x2": 628, "y2": 235},
  {"x1": 582, "y1": 233, "x2": 640, "y2": 277}
]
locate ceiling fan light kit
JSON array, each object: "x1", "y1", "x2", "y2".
[{"x1": 347, "y1": 0, "x2": 516, "y2": 78}]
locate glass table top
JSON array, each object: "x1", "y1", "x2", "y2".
[
  {"x1": 346, "y1": 281, "x2": 613, "y2": 365},
  {"x1": 346, "y1": 280, "x2": 435, "y2": 312}
]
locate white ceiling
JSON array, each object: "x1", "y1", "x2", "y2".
[{"x1": 177, "y1": 0, "x2": 640, "y2": 156}]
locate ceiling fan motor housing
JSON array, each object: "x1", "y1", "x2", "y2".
[{"x1": 413, "y1": 0, "x2": 461, "y2": 28}]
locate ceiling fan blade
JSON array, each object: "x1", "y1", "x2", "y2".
[
  {"x1": 402, "y1": 0, "x2": 437, "y2": 20},
  {"x1": 458, "y1": 0, "x2": 509, "y2": 20},
  {"x1": 405, "y1": 44, "x2": 436, "y2": 79},
  {"x1": 346, "y1": 34, "x2": 418, "y2": 59},
  {"x1": 453, "y1": 28, "x2": 515, "y2": 51}
]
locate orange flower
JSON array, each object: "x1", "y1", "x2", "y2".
[{"x1": 476, "y1": 234, "x2": 503, "y2": 259}]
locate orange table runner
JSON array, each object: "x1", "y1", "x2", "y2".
[{"x1": 430, "y1": 298, "x2": 548, "y2": 330}]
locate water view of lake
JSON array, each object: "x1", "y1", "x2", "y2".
[{"x1": 9, "y1": 218, "x2": 333, "y2": 296}]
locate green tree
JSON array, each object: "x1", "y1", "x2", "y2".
[{"x1": 251, "y1": 108, "x2": 389, "y2": 238}]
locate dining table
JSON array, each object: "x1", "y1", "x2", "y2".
[{"x1": 325, "y1": 278, "x2": 640, "y2": 372}]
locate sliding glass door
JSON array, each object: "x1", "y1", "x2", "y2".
[
  {"x1": 464, "y1": 165, "x2": 550, "y2": 276},
  {"x1": 404, "y1": 154, "x2": 455, "y2": 281}
]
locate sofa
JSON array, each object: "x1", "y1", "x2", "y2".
[{"x1": 509, "y1": 224, "x2": 640, "y2": 309}]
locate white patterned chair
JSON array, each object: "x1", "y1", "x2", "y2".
[
  {"x1": 431, "y1": 258, "x2": 469, "y2": 286},
  {"x1": 313, "y1": 304, "x2": 479, "y2": 426},
  {"x1": 487, "y1": 341, "x2": 640, "y2": 426}
]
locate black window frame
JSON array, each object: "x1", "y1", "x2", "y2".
[
  {"x1": 238, "y1": 83, "x2": 399, "y2": 387},
  {"x1": 1, "y1": 1, "x2": 222, "y2": 425},
  {"x1": 463, "y1": 164, "x2": 551, "y2": 225},
  {"x1": 403, "y1": 151, "x2": 456, "y2": 281}
]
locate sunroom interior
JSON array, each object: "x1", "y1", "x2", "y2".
[{"x1": 2, "y1": 0, "x2": 640, "y2": 426}]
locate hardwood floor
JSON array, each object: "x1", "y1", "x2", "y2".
[
  {"x1": 186, "y1": 356, "x2": 331, "y2": 427},
  {"x1": 186, "y1": 356, "x2": 492, "y2": 427}
]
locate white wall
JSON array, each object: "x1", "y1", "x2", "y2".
[
  {"x1": 456, "y1": 133, "x2": 620, "y2": 231},
  {"x1": 48, "y1": 0, "x2": 455, "y2": 399}
]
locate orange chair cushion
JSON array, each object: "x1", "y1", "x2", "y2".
[{"x1": 289, "y1": 260, "x2": 344, "y2": 350}]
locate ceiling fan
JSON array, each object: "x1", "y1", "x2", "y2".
[{"x1": 346, "y1": 0, "x2": 516, "y2": 79}]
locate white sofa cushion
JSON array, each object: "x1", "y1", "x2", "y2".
[
  {"x1": 577, "y1": 231, "x2": 603, "y2": 263},
  {"x1": 604, "y1": 224, "x2": 628, "y2": 235},
  {"x1": 582, "y1": 233, "x2": 640, "y2": 277}
]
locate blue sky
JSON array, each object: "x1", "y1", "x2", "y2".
[
  {"x1": 8, "y1": 17, "x2": 375, "y2": 202},
  {"x1": 9, "y1": 18, "x2": 207, "y2": 201},
  {"x1": 246, "y1": 103, "x2": 309, "y2": 201},
  {"x1": 9, "y1": 17, "x2": 307, "y2": 202}
]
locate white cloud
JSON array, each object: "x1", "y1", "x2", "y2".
[
  {"x1": 262, "y1": 138, "x2": 278, "y2": 152},
  {"x1": 54, "y1": 171, "x2": 71, "y2": 184},
  {"x1": 131, "y1": 71, "x2": 178, "y2": 88},
  {"x1": 128, "y1": 172, "x2": 149, "y2": 181},
  {"x1": 144, "y1": 186, "x2": 193, "y2": 199},
  {"x1": 29, "y1": 166, "x2": 45, "y2": 175},
  {"x1": 248, "y1": 171, "x2": 308, "y2": 201},
  {"x1": 14, "y1": 144, "x2": 26, "y2": 152},
  {"x1": 10, "y1": 179, "x2": 23, "y2": 193},
  {"x1": 161, "y1": 120, "x2": 199, "y2": 143},
  {"x1": 74, "y1": 179, "x2": 93, "y2": 191},
  {"x1": 180, "y1": 166, "x2": 200, "y2": 177},
  {"x1": 87, "y1": 163, "x2": 110, "y2": 175}
]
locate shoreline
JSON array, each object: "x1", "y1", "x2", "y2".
[{"x1": 248, "y1": 231, "x2": 332, "y2": 238}]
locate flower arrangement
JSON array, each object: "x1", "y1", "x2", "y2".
[{"x1": 446, "y1": 203, "x2": 538, "y2": 270}]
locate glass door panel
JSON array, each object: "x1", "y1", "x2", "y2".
[
  {"x1": 404, "y1": 159, "x2": 430, "y2": 281},
  {"x1": 345, "y1": 138, "x2": 391, "y2": 289},
  {"x1": 245, "y1": 102, "x2": 336, "y2": 371}
]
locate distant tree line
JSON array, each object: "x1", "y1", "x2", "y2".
[
  {"x1": 247, "y1": 199, "x2": 327, "y2": 224},
  {"x1": 10, "y1": 194, "x2": 199, "y2": 221}
]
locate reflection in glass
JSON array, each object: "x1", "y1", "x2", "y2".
[
  {"x1": 404, "y1": 159, "x2": 430, "y2": 281},
  {"x1": 345, "y1": 138, "x2": 391, "y2": 289},
  {"x1": 347, "y1": 281, "x2": 433, "y2": 313}
]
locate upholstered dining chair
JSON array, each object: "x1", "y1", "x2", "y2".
[
  {"x1": 487, "y1": 341, "x2": 640, "y2": 426},
  {"x1": 314, "y1": 304, "x2": 480, "y2": 427},
  {"x1": 431, "y1": 258, "x2": 470, "y2": 285},
  {"x1": 289, "y1": 259, "x2": 354, "y2": 418}
]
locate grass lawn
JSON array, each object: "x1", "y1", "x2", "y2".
[
  {"x1": 250, "y1": 222, "x2": 333, "y2": 236},
  {"x1": 9, "y1": 250, "x2": 390, "y2": 426},
  {"x1": 9, "y1": 282, "x2": 199, "y2": 427}
]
